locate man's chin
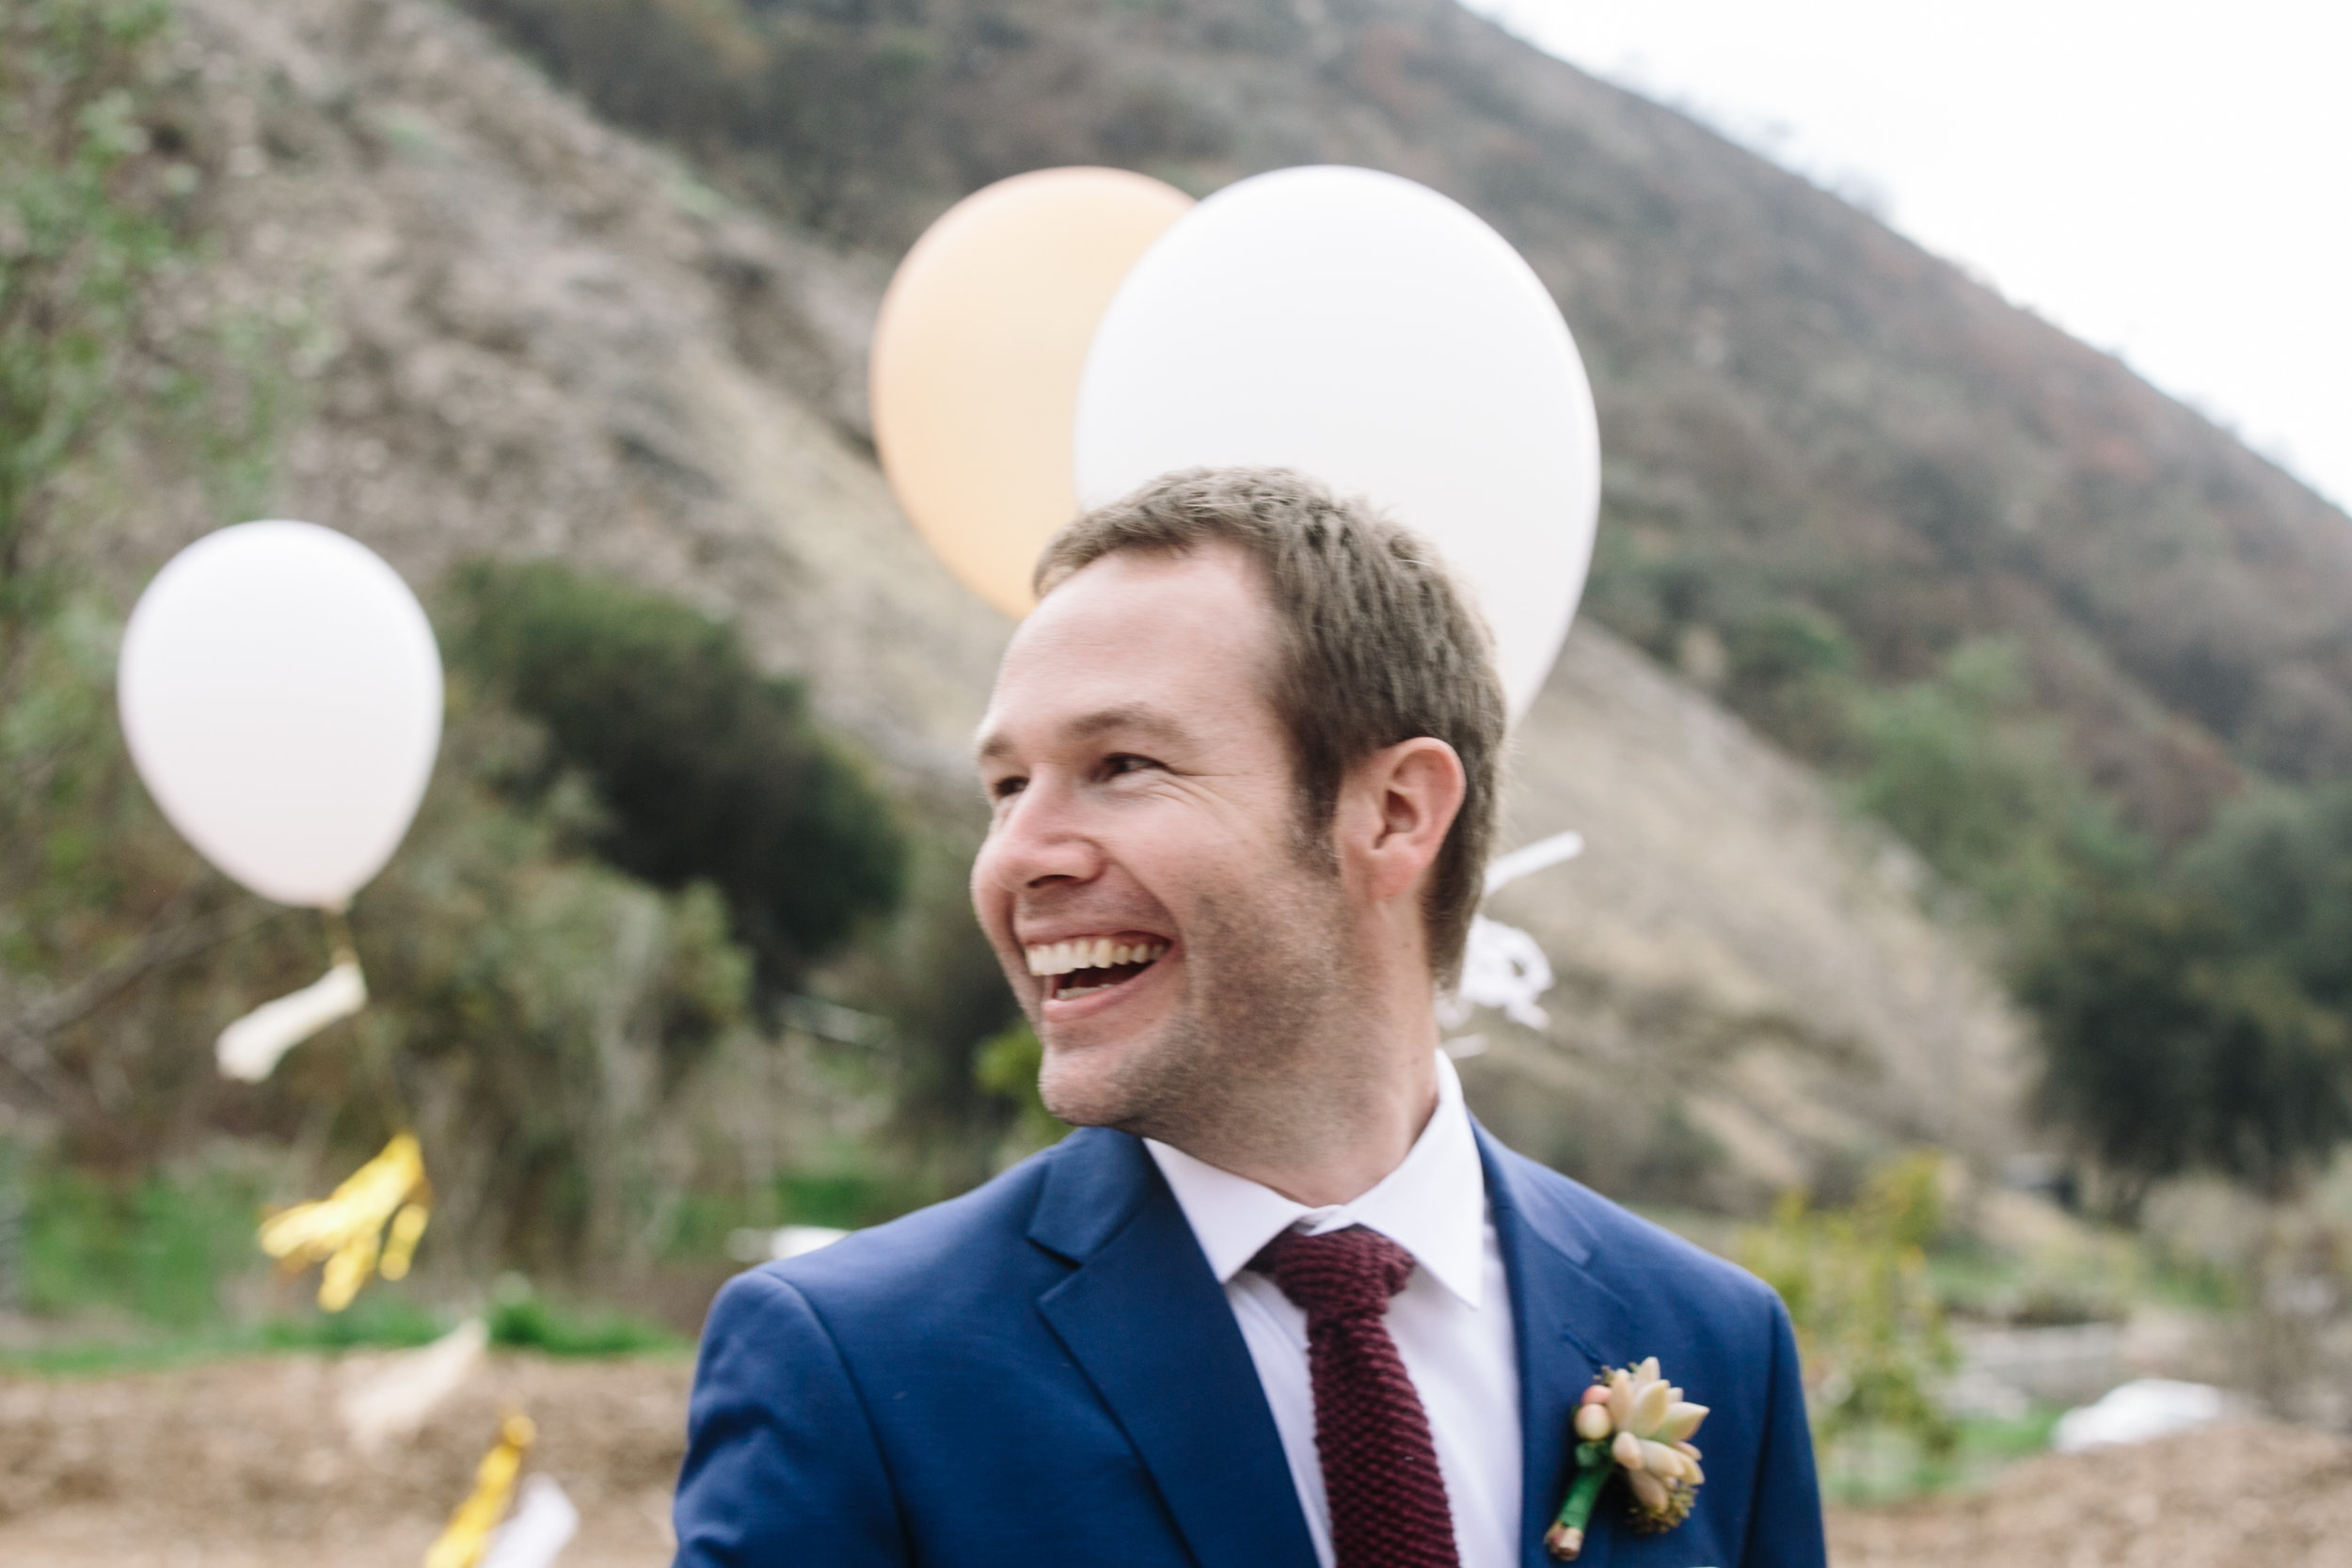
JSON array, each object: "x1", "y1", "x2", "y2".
[
  {"x1": 1036, "y1": 1030, "x2": 1164, "y2": 1130},
  {"x1": 1034, "y1": 1055, "x2": 1120, "y2": 1129}
]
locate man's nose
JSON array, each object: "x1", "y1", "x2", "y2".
[{"x1": 978, "y1": 778, "x2": 1104, "y2": 892}]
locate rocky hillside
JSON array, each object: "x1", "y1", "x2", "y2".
[
  {"x1": 459, "y1": 0, "x2": 2352, "y2": 843},
  {"x1": 140, "y1": 0, "x2": 2030, "y2": 1203}
]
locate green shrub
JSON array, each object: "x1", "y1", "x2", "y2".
[
  {"x1": 438, "y1": 559, "x2": 907, "y2": 998},
  {"x1": 830, "y1": 820, "x2": 1028, "y2": 1191},
  {"x1": 973, "y1": 1019, "x2": 1066, "y2": 1159},
  {"x1": 2182, "y1": 784, "x2": 2352, "y2": 1013},
  {"x1": 338, "y1": 687, "x2": 763, "y2": 1271},
  {"x1": 1850, "y1": 640, "x2": 2142, "y2": 926},
  {"x1": 770, "y1": 1169, "x2": 930, "y2": 1228},
  {"x1": 1739, "y1": 1152, "x2": 1958, "y2": 1463},
  {"x1": 486, "y1": 1278, "x2": 684, "y2": 1356},
  {"x1": 259, "y1": 1292, "x2": 448, "y2": 1351},
  {"x1": 2020, "y1": 881, "x2": 2352, "y2": 1210},
  {"x1": 455, "y1": 0, "x2": 940, "y2": 234},
  {"x1": 13, "y1": 1155, "x2": 262, "y2": 1327}
]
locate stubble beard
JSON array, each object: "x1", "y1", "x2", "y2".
[{"x1": 1037, "y1": 854, "x2": 1369, "y2": 1168}]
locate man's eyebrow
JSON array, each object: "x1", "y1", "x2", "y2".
[
  {"x1": 1068, "y1": 704, "x2": 1193, "y2": 746},
  {"x1": 972, "y1": 705, "x2": 1195, "y2": 766}
]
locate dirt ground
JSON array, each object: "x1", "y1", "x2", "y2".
[
  {"x1": 0, "y1": 1354, "x2": 688, "y2": 1567},
  {"x1": 1829, "y1": 1418, "x2": 2352, "y2": 1568},
  {"x1": 5, "y1": 1355, "x2": 2349, "y2": 1566}
]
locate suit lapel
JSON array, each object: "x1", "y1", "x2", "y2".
[
  {"x1": 1479, "y1": 1125, "x2": 1640, "y2": 1568},
  {"x1": 1030, "y1": 1130, "x2": 1320, "y2": 1568}
]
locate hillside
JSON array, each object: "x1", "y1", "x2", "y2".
[
  {"x1": 456, "y1": 0, "x2": 2352, "y2": 846},
  {"x1": 129, "y1": 0, "x2": 2032, "y2": 1200}
]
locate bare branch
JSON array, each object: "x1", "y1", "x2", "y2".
[{"x1": 13, "y1": 898, "x2": 284, "y2": 1041}]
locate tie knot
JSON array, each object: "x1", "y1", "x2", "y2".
[{"x1": 1252, "y1": 1225, "x2": 1416, "y2": 1321}]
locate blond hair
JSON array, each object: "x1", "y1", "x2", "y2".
[{"x1": 1035, "y1": 468, "x2": 1505, "y2": 985}]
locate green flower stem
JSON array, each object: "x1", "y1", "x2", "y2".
[{"x1": 1545, "y1": 1440, "x2": 1615, "y2": 1560}]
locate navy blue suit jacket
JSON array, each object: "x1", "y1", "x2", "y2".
[{"x1": 674, "y1": 1122, "x2": 1826, "y2": 1567}]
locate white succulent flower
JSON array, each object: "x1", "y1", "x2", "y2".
[{"x1": 1555, "y1": 1358, "x2": 1712, "y2": 1547}]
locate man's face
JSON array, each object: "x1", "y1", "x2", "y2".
[{"x1": 971, "y1": 544, "x2": 1359, "y2": 1139}]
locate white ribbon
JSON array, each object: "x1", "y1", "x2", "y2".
[
  {"x1": 480, "y1": 1475, "x2": 580, "y2": 1568},
  {"x1": 215, "y1": 958, "x2": 367, "y2": 1081},
  {"x1": 1483, "y1": 830, "x2": 1585, "y2": 896},
  {"x1": 339, "y1": 1318, "x2": 487, "y2": 1454},
  {"x1": 1449, "y1": 915, "x2": 1557, "y2": 1030}
]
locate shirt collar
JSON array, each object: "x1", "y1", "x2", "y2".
[{"x1": 1145, "y1": 1052, "x2": 1488, "y2": 1308}]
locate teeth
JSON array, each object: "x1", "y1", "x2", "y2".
[{"x1": 1023, "y1": 939, "x2": 1169, "y2": 976}]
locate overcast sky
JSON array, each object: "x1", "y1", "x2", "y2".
[{"x1": 1461, "y1": 0, "x2": 2352, "y2": 514}]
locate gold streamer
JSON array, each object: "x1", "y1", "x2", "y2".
[
  {"x1": 425, "y1": 1413, "x2": 536, "y2": 1568},
  {"x1": 380, "y1": 1201, "x2": 431, "y2": 1281},
  {"x1": 258, "y1": 1132, "x2": 433, "y2": 1310}
]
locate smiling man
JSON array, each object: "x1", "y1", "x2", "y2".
[{"x1": 673, "y1": 468, "x2": 1826, "y2": 1568}]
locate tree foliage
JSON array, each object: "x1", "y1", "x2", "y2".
[
  {"x1": 438, "y1": 559, "x2": 907, "y2": 999},
  {"x1": 327, "y1": 689, "x2": 759, "y2": 1274},
  {"x1": 0, "y1": 0, "x2": 282, "y2": 1129},
  {"x1": 459, "y1": 0, "x2": 938, "y2": 233},
  {"x1": 1852, "y1": 642, "x2": 2122, "y2": 912},
  {"x1": 2019, "y1": 882, "x2": 2352, "y2": 1209},
  {"x1": 1, "y1": 0, "x2": 174, "y2": 635},
  {"x1": 2182, "y1": 784, "x2": 2352, "y2": 1015}
]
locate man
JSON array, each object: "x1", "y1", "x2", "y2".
[{"x1": 674, "y1": 468, "x2": 1825, "y2": 1567}]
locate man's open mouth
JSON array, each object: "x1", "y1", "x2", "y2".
[{"x1": 1025, "y1": 935, "x2": 1170, "y2": 1001}]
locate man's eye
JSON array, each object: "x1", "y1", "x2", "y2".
[
  {"x1": 1103, "y1": 753, "x2": 1160, "y2": 778},
  {"x1": 990, "y1": 775, "x2": 1026, "y2": 800}
]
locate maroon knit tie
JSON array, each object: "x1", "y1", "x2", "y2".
[{"x1": 1254, "y1": 1225, "x2": 1462, "y2": 1568}]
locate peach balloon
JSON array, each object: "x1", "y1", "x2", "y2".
[{"x1": 870, "y1": 167, "x2": 1193, "y2": 619}]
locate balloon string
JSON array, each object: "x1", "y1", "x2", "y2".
[
  {"x1": 322, "y1": 903, "x2": 358, "y2": 969},
  {"x1": 326, "y1": 905, "x2": 416, "y2": 1138}
]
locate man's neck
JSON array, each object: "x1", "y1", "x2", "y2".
[
  {"x1": 1250, "y1": 1051, "x2": 1443, "y2": 1207},
  {"x1": 1145, "y1": 1022, "x2": 1445, "y2": 1208}
]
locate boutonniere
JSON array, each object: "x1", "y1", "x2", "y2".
[{"x1": 1544, "y1": 1357, "x2": 1708, "y2": 1560}]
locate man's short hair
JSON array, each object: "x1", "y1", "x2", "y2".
[{"x1": 1034, "y1": 467, "x2": 1505, "y2": 987}]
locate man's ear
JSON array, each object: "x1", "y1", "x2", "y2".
[{"x1": 1340, "y1": 737, "x2": 1467, "y2": 903}]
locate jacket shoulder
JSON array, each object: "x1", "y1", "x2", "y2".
[
  {"x1": 731, "y1": 1127, "x2": 1145, "y2": 1323},
  {"x1": 1489, "y1": 1136, "x2": 1781, "y2": 1320}
]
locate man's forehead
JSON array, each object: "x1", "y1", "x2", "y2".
[
  {"x1": 1023, "y1": 542, "x2": 1265, "y2": 646},
  {"x1": 975, "y1": 546, "x2": 1278, "y2": 764}
]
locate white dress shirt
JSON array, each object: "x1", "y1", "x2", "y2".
[{"x1": 1146, "y1": 1053, "x2": 1521, "y2": 1568}]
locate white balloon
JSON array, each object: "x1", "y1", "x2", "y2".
[
  {"x1": 119, "y1": 521, "x2": 443, "y2": 908},
  {"x1": 1074, "y1": 166, "x2": 1601, "y2": 720}
]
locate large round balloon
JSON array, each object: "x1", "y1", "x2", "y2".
[
  {"x1": 871, "y1": 167, "x2": 1194, "y2": 619},
  {"x1": 1073, "y1": 166, "x2": 1600, "y2": 719},
  {"x1": 119, "y1": 521, "x2": 443, "y2": 908}
]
